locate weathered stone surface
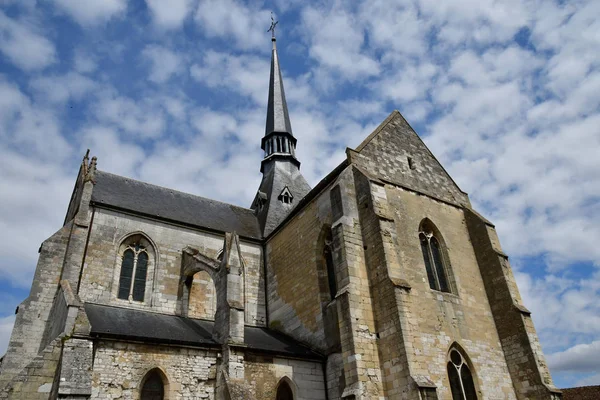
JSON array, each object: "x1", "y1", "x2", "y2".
[{"x1": 1, "y1": 109, "x2": 560, "y2": 400}]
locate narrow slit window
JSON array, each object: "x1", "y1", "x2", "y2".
[
  {"x1": 408, "y1": 156, "x2": 416, "y2": 170},
  {"x1": 324, "y1": 234, "x2": 337, "y2": 300}
]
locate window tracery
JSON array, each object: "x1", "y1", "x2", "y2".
[
  {"x1": 116, "y1": 234, "x2": 155, "y2": 303},
  {"x1": 447, "y1": 348, "x2": 478, "y2": 400}
]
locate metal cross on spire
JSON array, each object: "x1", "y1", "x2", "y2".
[{"x1": 267, "y1": 12, "x2": 278, "y2": 39}]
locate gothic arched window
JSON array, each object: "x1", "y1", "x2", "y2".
[
  {"x1": 116, "y1": 234, "x2": 155, "y2": 302},
  {"x1": 276, "y1": 379, "x2": 294, "y2": 400},
  {"x1": 419, "y1": 220, "x2": 452, "y2": 293},
  {"x1": 447, "y1": 348, "x2": 478, "y2": 400},
  {"x1": 141, "y1": 369, "x2": 166, "y2": 400}
]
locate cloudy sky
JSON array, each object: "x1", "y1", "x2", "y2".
[{"x1": 0, "y1": 0, "x2": 598, "y2": 389}]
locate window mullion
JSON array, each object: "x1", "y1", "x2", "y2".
[
  {"x1": 428, "y1": 240, "x2": 441, "y2": 291},
  {"x1": 129, "y1": 252, "x2": 139, "y2": 301},
  {"x1": 457, "y1": 364, "x2": 468, "y2": 400}
]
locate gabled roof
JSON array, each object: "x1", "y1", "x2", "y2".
[
  {"x1": 351, "y1": 110, "x2": 470, "y2": 207},
  {"x1": 91, "y1": 171, "x2": 262, "y2": 240},
  {"x1": 84, "y1": 303, "x2": 322, "y2": 360}
]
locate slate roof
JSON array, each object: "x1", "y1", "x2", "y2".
[
  {"x1": 561, "y1": 385, "x2": 600, "y2": 399},
  {"x1": 265, "y1": 38, "x2": 293, "y2": 137},
  {"x1": 91, "y1": 171, "x2": 262, "y2": 240},
  {"x1": 84, "y1": 303, "x2": 322, "y2": 360},
  {"x1": 254, "y1": 161, "x2": 311, "y2": 237}
]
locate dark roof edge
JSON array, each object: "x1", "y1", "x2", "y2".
[
  {"x1": 87, "y1": 332, "x2": 221, "y2": 350},
  {"x1": 236, "y1": 345, "x2": 324, "y2": 361},
  {"x1": 265, "y1": 159, "x2": 349, "y2": 241},
  {"x1": 91, "y1": 202, "x2": 263, "y2": 243}
]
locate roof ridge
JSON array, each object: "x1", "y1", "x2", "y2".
[
  {"x1": 354, "y1": 110, "x2": 401, "y2": 152},
  {"x1": 96, "y1": 170, "x2": 256, "y2": 213}
]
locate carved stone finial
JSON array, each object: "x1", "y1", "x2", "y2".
[
  {"x1": 82, "y1": 149, "x2": 90, "y2": 176},
  {"x1": 84, "y1": 156, "x2": 97, "y2": 184}
]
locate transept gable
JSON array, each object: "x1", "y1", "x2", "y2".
[{"x1": 349, "y1": 110, "x2": 470, "y2": 207}]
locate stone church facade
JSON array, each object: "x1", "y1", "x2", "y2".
[{"x1": 0, "y1": 34, "x2": 561, "y2": 400}]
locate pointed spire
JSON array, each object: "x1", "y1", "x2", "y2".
[
  {"x1": 265, "y1": 17, "x2": 292, "y2": 137},
  {"x1": 251, "y1": 16, "x2": 311, "y2": 236},
  {"x1": 261, "y1": 15, "x2": 299, "y2": 173}
]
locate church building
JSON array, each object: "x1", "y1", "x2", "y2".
[{"x1": 0, "y1": 29, "x2": 561, "y2": 400}]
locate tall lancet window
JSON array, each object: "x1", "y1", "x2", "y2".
[
  {"x1": 117, "y1": 234, "x2": 155, "y2": 302},
  {"x1": 419, "y1": 219, "x2": 453, "y2": 293}
]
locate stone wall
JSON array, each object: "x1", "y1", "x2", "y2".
[
  {"x1": 465, "y1": 209, "x2": 560, "y2": 399},
  {"x1": 91, "y1": 341, "x2": 218, "y2": 399},
  {"x1": 0, "y1": 223, "x2": 72, "y2": 387},
  {"x1": 188, "y1": 271, "x2": 217, "y2": 320},
  {"x1": 0, "y1": 337, "x2": 63, "y2": 400},
  {"x1": 265, "y1": 185, "x2": 334, "y2": 351},
  {"x1": 78, "y1": 208, "x2": 265, "y2": 326},
  {"x1": 382, "y1": 184, "x2": 516, "y2": 399},
  {"x1": 244, "y1": 354, "x2": 326, "y2": 400},
  {"x1": 350, "y1": 110, "x2": 469, "y2": 208}
]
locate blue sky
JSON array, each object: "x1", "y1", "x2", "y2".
[{"x1": 0, "y1": 0, "x2": 598, "y2": 389}]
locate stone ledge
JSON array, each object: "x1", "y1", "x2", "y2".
[{"x1": 513, "y1": 303, "x2": 532, "y2": 316}]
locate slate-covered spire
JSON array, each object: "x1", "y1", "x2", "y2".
[
  {"x1": 265, "y1": 36, "x2": 292, "y2": 137},
  {"x1": 251, "y1": 18, "x2": 310, "y2": 237},
  {"x1": 260, "y1": 21, "x2": 300, "y2": 173}
]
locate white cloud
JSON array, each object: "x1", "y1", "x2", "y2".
[
  {"x1": 94, "y1": 95, "x2": 166, "y2": 138},
  {"x1": 0, "y1": 315, "x2": 15, "y2": 356},
  {"x1": 0, "y1": 11, "x2": 56, "y2": 71},
  {"x1": 141, "y1": 45, "x2": 184, "y2": 83},
  {"x1": 29, "y1": 72, "x2": 97, "y2": 104},
  {"x1": 546, "y1": 341, "x2": 600, "y2": 373},
  {"x1": 195, "y1": 0, "x2": 271, "y2": 50},
  {"x1": 145, "y1": 0, "x2": 195, "y2": 29},
  {"x1": 73, "y1": 50, "x2": 98, "y2": 74},
  {"x1": 51, "y1": 0, "x2": 128, "y2": 26},
  {"x1": 301, "y1": 5, "x2": 380, "y2": 80},
  {"x1": 576, "y1": 373, "x2": 600, "y2": 387},
  {"x1": 190, "y1": 51, "x2": 269, "y2": 104},
  {"x1": 80, "y1": 126, "x2": 145, "y2": 177}
]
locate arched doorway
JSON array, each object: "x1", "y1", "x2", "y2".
[
  {"x1": 276, "y1": 379, "x2": 294, "y2": 400},
  {"x1": 140, "y1": 368, "x2": 167, "y2": 400}
]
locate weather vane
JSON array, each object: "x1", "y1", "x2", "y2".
[{"x1": 267, "y1": 12, "x2": 278, "y2": 39}]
